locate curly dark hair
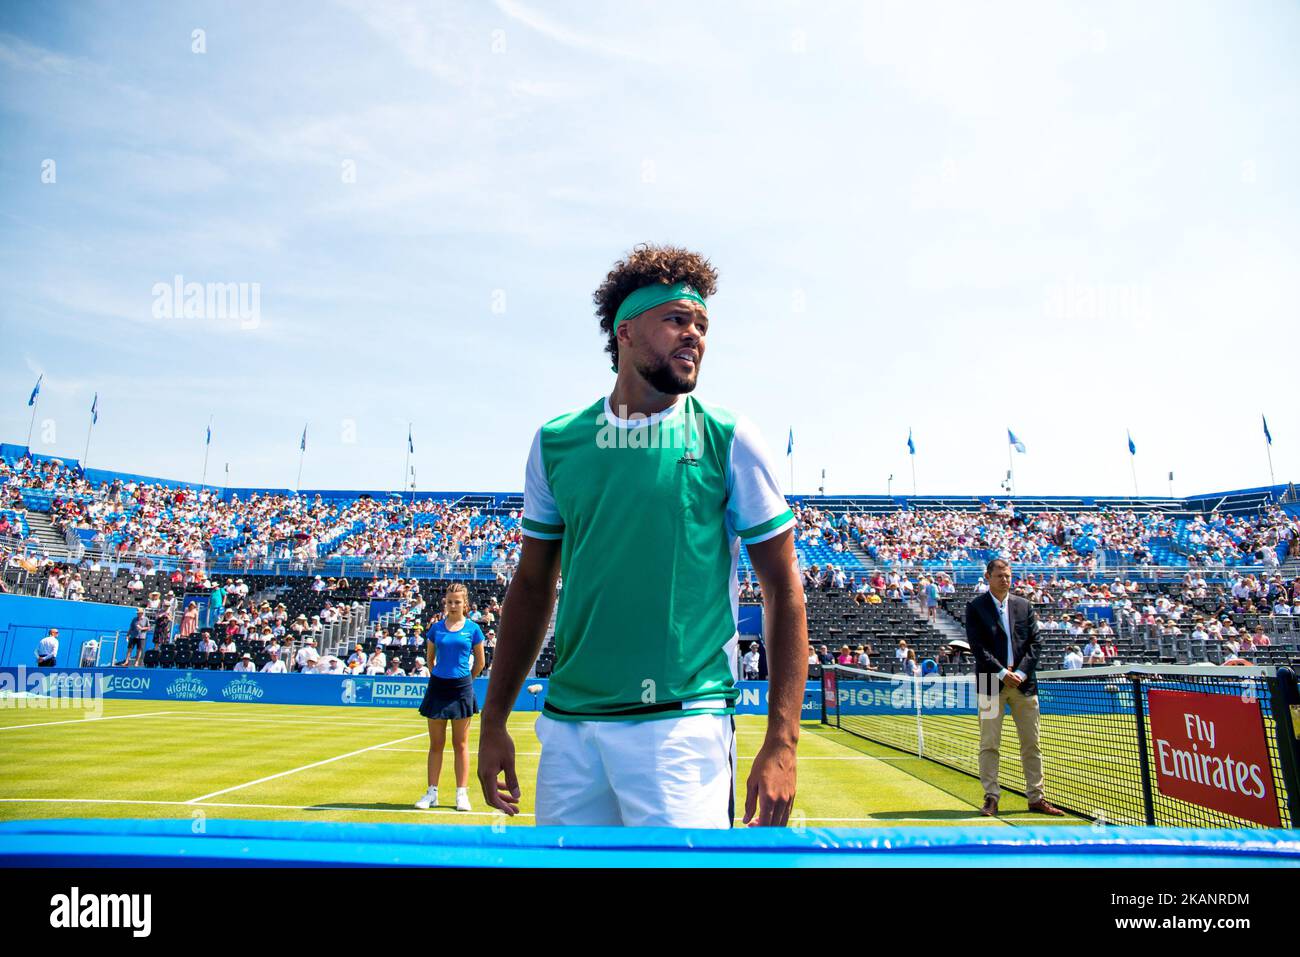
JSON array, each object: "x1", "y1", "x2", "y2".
[{"x1": 592, "y1": 243, "x2": 719, "y2": 372}]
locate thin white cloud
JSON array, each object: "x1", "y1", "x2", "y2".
[
  {"x1": 0, "y1": 32, "x2": 86, "y2": 76},
  {"x1": 335, "y1": 0, "x2": 474, "y2": 83},
  {"x1": 492, "y1": 0, "x2": 660, "y2": 63}
]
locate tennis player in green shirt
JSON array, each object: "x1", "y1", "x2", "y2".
[{"x1": 478, "y1": 243, "x2": 808, "y2": 827}]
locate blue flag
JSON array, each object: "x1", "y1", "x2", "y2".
[
  {"x1": 300, "y1": 425, "x2": 308, "y2": 451},
  {"x1": 408, "y1": 426, "x2": 414, "y2": 455},
  {"x1": 1127, "y1": 431, "x2": 1136, "y2": 456},
  {"x1": 90, "y1": 393, "x2": 98, "y2": 425},
  {"x1": 907, "y1": 428, "x2": 915, "y2": 456},
  {"x1": 1263, "y1": 414, "x2": 1272, "y2": 446},
  {"x1": 1007, "y1": 429, "x2": 1026, "y2": 454},
  {"x1": 787, "y1": 428, "x2": 793, "y2": 456},
  {"x1": 28, "y1": 375, "x2": 42, "y2": 406},
  {"x1": 205, "y1": 424, "x2": 211, "y2": 446}
]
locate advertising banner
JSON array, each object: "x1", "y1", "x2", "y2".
[
  {"x1": 1147, "y1": 688, "x2": 1281, "y2": 827},
  {"x1": 1, "y1": 667, "x2": 815, "y2": 717}
]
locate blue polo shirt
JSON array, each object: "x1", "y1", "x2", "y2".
[{"x1": 428, "y1": 618, "x2": 484, "y2": 680}]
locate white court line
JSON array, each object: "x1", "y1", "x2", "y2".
[
  {"x1": 377, "y1": 747, "x2": 543, "y2": 756},
  {"x1": 378, "y1": 749, "x2": 912, "y2": 762},
  {"x1": 796, "y1": 815, "x2": 997, "y2": 824},
  {"x1": 1, "y1": 712, "x2": 416, "y2": 732},
  {"x1": 0, "y1": 710, "x2": 536, "y2": 736},
  {"x1": 184, "y1": 732, "x2": 429, "y2": 804},
  {"x1": 136, "y1": 715, "x2": 434, "y2": 727},
  {"x1": 369, "y1": 747, "x2": 916, "y2": 762},
  {"x1": 0, "y1": 712, "x2": 544, "y2": 731},
  {"x1": 0, "y1": 711, "x2": 177, "y2": 732},
  {"x1": 739, "y1": 755, "x2": 920, "y2": 761},
  {"x1": 377, "y1": 750, "x2": 918, "y2": 762},
  {"x1": 0, "y1": 797, "x2": 530, "y2": 820},
  {"x1": 82, "y1": 711, "x2": 541, "y2": 726},
  {"x1": 0, "y1": 798, "x2": 1002, "y2": 825}
]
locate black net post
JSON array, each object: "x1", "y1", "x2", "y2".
[
  {"x1": 1131, "y1": 673, "x2": 1156, "y2": 825},
  {"x1": 1269, "y1": 667, "x2": 1300, "y2": 828}
]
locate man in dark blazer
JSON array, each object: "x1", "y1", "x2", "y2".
[{"x1": 965, "y1": 558, "x2": 1064, "y2": 817}]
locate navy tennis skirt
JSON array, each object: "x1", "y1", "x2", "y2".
[{"x1": 418, "y1": 675, "x2": 478, "y2": 721}]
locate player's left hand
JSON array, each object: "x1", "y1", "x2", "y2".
[{"x1": 743, "y1": 739, "x2": 797, "y2": 827}]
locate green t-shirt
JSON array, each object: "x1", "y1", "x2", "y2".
[{"x1": 521, "y1": 393, "x2": 793, "y2": 721}]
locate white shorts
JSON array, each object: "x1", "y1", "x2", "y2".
[{"x1": 534, "y1": 711, "x2": 736, "y2": 828}]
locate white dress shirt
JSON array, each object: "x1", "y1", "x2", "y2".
[{"x1": 990, "y1": 593, "x2": 1027, "y2": 683}]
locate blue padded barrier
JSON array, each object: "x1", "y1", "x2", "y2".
[{"x1": 1, "y1": 819, "x2": 1297, "y2": 867}]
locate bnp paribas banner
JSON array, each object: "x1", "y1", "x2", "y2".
[{"x1": 1, "y1": 667, "x2": 817, "y2": 715}]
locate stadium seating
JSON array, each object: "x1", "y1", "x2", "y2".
[{"x1": 4, "y1": 450, "x2": 1296, "y2": 676}]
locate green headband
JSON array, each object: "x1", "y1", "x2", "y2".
[{"x1": 613, "y1": 281, "x2": 707, "y2": 332}]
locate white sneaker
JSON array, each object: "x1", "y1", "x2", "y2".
[
  {"x1": 414, "y1": 787, "x2": 437, "y2": 810},
  {"x1": 455, "y1": 787, "x2": 471, "y2": 812}
]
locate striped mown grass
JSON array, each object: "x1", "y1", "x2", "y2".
[{"x1": 0, "y1": 698, "x2": 1090, "y2": 828}]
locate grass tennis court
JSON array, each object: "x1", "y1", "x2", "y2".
[{"x1": 0, "y1": 699, "x2": 1090, "y2": 828}]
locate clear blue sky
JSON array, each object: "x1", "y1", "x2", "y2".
[{"x1": 2, "y1": 0, "x2": 1296, "y2": 495}]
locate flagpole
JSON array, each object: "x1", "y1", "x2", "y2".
[
  {"x1": 25, "y1": 396, "x2": 40, "y2": 453},
  {"x1": 403, "y1": 422, "x2": 411, "y2": 498},
  {"x1": 1265, "y1": 433, "x2": 1276, "y2": 489},
  {"x1": 82, "y1": 415, "x2": 94, "y2": 471},
  {"x1": 201, "y1": 416, "x2": 213, "y2": 489},
  {"x1": 1007, "y1": 441, "x2": 1016, "y2": 497},
  {"x1": 1130, "y1": 456, "x2": 1139, "y2": 496},
  {"x1": 911, "y1": 457, "x2": 917, "y2": 497},
  {"x1": 295, "y1": 423, "x2": 308, "y2": 495}
]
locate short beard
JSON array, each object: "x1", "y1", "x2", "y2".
[{"x1": 634, "y1": 354, "x2": 697, "y2": 394}]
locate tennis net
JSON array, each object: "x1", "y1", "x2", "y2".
[{"x1": 818, "y1": 663, "x2": 1300, "y2": 828}]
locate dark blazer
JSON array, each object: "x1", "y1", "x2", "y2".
[{"x1": 964, "y1": 591, "x2": 1043, "y2": 696}]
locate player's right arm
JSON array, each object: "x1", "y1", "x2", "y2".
[{"x1": 477, "y1": 534, "x2": 561, "y2": 815}]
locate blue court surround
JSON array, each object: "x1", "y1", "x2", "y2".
[{"x1": 1, "y1": 819, "x2": 1297, "y2": 867}]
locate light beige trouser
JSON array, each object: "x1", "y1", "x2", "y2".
[{"x1": 977, "y1": 680, "x2": 1045, "y2": 803}]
